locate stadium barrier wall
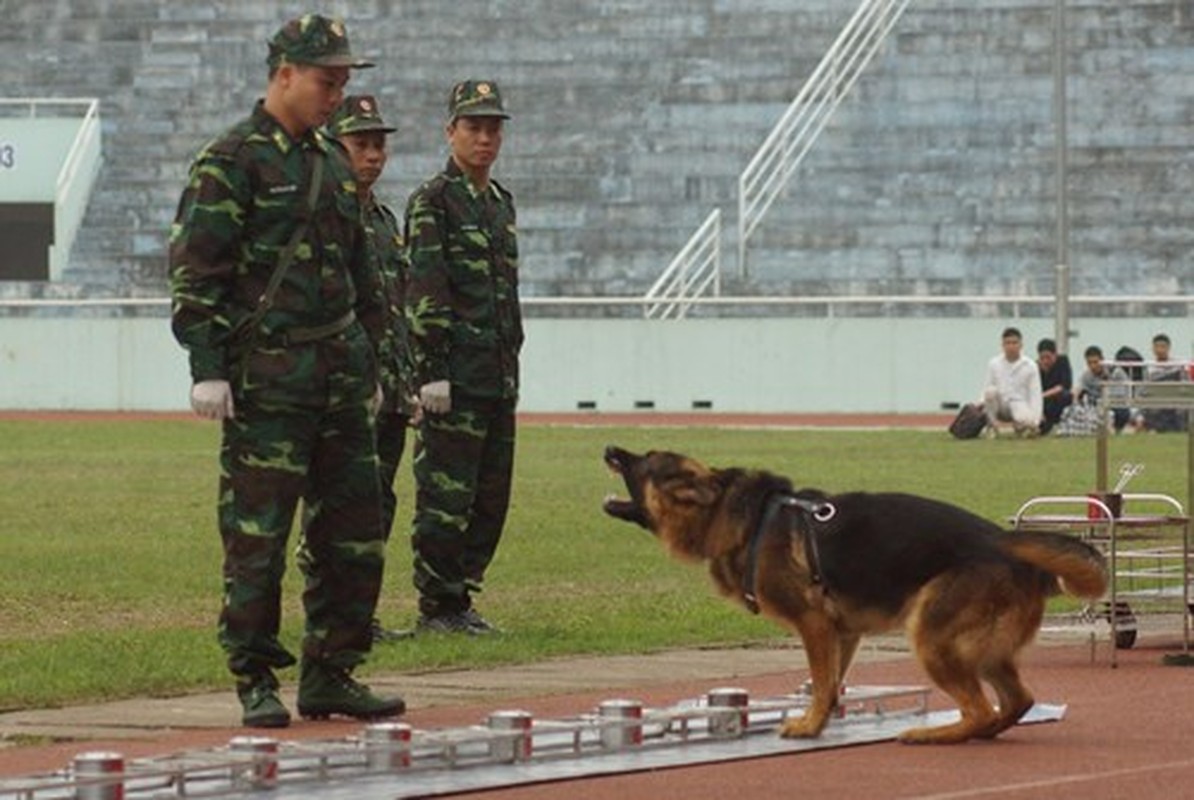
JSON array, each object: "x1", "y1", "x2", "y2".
[{"x1": 1, "y1": 317, "x2": 1189, "y2": 414}]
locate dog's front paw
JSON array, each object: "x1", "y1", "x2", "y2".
[{"x1": 779, "y1": 715, "x2": 825, "y2": 739}]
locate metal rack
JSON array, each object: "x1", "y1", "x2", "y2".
[
  {"x1": 1012, "y1": 377, "x2": 1194, "y2": 666},
  {"x1": 1011, "y1": 493, "x2": 1189, "y2": 666}
]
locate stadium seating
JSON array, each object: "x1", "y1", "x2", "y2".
[{"x1": 2, "y1": 1, "x2": 1192, "y2": 305}]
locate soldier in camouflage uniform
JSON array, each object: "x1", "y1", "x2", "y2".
[
  {"x1": 404, "y1": 80, "x2": 523, "y2": 635},
  {"x1": 327, "y1": 94, "x2": 416, "y2": 642},
  {"x1": 168, "y1": 14, "x2": 404, "y2": 728}
]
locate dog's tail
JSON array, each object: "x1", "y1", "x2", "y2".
[{"x1": 1001, "y1": 530, "x2": 1109, "y2": 598}]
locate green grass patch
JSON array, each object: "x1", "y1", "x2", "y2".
[{"x1": 0, "y1": 418, "x2": 1189, "y2": 709}]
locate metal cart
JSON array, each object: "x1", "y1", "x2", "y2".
[
  {"x1": 1011, "y1": 493, "x2": 1189, "y2": 665},
  {"x1": 1012, "y1": 377, "x2": 1194, "y2": 666}
]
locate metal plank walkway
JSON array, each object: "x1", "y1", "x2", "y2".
[{"x1": 0, "y1": 685, "x2": 1065, "y2": 799}]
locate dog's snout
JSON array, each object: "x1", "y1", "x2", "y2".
[{"x1": 604, "y1": 445, "x2": 631, "y2": 469}]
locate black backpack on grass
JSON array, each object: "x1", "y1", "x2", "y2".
[{"x1": 948, "y1": 403, "x2": 987, "y2": 439}]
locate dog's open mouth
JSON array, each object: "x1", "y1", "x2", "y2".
[{"x1": 602, "y1": 445, "x2": 647, "y2": 525}]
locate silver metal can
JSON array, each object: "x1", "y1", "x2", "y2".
[
  {"x1": 487, "y1": 710, "x2": 533, "y2": 762},
  {"x1": 598, "y1": 699, "x2": 644, "y2": 749},
  {"x1": 73, "y1": 751, "x2": 125, "y2": 800},
  {"x1": 707, "y1": 687, "x2": 750, "y2": 737},
  {"x1": 363, "y1": 721, "x2": 412, "y2": 771},
  {"x1": 228, "y1": 735, "x2": 279, "y2": 789}
]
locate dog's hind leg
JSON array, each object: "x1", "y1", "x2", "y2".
[
  {"x1": 898, "y1": 654, "x2": 999, "y2": 745},
  {"x1": 898, "y1": 603, "x2": 1000, "y2": 744},
  {"x1": 975, "y1": 595, "x2": 1044, "y2": 738},
  {"x1": 974, "y1": 657, "x2": 1034, "y2": 739}
]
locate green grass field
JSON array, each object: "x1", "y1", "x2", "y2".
[{"x1": 0, "y1": 417, "x2": 1189, "y2": 711}]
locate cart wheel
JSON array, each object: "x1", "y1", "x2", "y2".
[
  {"x1": 1114, "y1": 624, "x2": 1137, "y2": 650},
  {"x1": 1103, "y1": 601, "x2": 1137, "y2": 650}
]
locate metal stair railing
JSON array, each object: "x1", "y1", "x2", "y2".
[
  {"x1": 737, "y1": 0, "x2": 912, "y2": 276},
  {"x1": 644, "y1": 0, "x2": 910, "y2": 317},
  {"x1": 642, "y1": 209, "x2": 721, "y2": 320}
]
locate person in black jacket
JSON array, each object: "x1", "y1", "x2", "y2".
[{"x1": 1036, "y1": 338, "x2": 1073, "y2": 435}]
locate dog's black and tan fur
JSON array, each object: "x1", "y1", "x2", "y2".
[{"x1": 602, "y1": 446, "x2": 1108, "y2": 744}]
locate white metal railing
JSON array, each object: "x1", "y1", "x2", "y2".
[
  {"x1": 0, "y1": 97, "x2": 99, "y2": 120},
  {"x1": 737, "y1": 0, "x2": 912, "y2": 276},
  {"x1": 642, "y1": 209, "x2": 721, "y2": 319},
  {"x1": 646, "y1": 0, "x2": 911, "y2": 316},
  {"x1": 2, "y1": 294, "x2": 1190, "y2": 319},
  {"x1": 53, "y1": 100, "x2": 102, "y2": 279},
  {"x1": 54, "y1": 99, "x2": 103, "y2": 279}
]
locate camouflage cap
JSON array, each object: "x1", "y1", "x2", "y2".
[
  {"x1": 267, "y1": 14, "x2": 374, "y2": 69},
  {"x1": 448, "y1": 80, "x2": 510, "y2": 120},
  {"x1": 330, "y1": 95, "x2": 396, "y2": 136}
]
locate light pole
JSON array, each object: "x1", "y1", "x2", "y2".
[{"x1": 1053, "y1": 0, "x2": 1071, "y2": 355}]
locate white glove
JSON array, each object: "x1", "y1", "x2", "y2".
[
  {"x1": 369, "y1": 383, "x2": 384, "y2": 417},
  {"x1": 190, "y1": 380, "x2": 235, "y2": 421},
  {"x1": 419, "y1": 380, "x2": 451, "y2": 415}
]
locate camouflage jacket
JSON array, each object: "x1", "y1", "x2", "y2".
[
  {"x1": 365, "y1": 194, "x2": 415, "y2": 415},
  {"x1": 403, "y1": 158, "x2": 523, "y2": 400},
  {"x1": 169, "y1": 100, "x2": 386, "y2": 383}
]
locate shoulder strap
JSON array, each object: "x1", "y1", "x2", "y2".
[
  {"x1": 254, "y1": 152, "x2": 324, "y2": 317},
  {"x1": 742, "y1": 493, "x2": 836, "y2": 613}
]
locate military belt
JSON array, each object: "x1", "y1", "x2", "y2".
[{"x1": 271, "y1": 310, "x2": 357, "y2": 347}]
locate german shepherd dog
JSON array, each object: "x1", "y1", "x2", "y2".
[{"x1": 602, "y1": 446, "x2": 1108, "y2": 744}]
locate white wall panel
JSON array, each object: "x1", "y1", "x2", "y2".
[{"x1": 2, "y1": 317, "x2": 1188, "y2": 414}]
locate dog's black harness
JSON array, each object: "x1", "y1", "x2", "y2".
[{"x1": 742, "y1": 492, "x2": 837, "y2": 614}]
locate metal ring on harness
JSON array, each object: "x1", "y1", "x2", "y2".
[
  {"x1": 812, "y1": 502, "x2": 836, "y2": 523},
  {"x1": 782, "y1": 496, "x2": 837, "y2": 523}
]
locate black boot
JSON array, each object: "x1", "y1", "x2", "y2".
[
  {"x1": 236, "y1": 672, "x2": 291, "y2": 728},
  {"x1": 297, "y1": 660, "x2": 405, "y2": 721}
]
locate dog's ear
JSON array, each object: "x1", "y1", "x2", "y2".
[{"x1": 666, "y1": 471, "x2": 721, "y2": 507}]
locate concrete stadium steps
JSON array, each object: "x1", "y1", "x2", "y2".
[{"x1": 3, "y1": 1, "x2": 1193, "y2": 301}]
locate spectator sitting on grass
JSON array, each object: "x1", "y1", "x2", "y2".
[
  {"x1": 1077, "y1": 345, "x2": 1131, "y2": 433},
  {"x1": 1036, "y1": 337, "x2": 1073, "y2": 435},
  {"x1": 981, "y1": 326, "x2": 1043, "y2": 437},
  {"x1": 1141, "y1": 333, "x2": 1189, "y2": 433}
]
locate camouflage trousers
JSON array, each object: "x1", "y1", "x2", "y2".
[
  {"x1": 217, "y1": 378, "x2": 384, "y2": 678},
  {"x1": 376, "y1": 411, "x2": 411, "y2": 541},
  {"x1": 410, "y1": 394, "x2": 516, "y2": 616},
  {"x1": 293, "y1": 410, "x2": 406, "y2": 621}
]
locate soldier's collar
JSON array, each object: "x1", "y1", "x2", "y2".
[
  {"x1": 445, "y1": 157, "x2": 500, "y2": 199},
  {"x1": 251, "y1": 101, "x2": 330, "y2": 155}
]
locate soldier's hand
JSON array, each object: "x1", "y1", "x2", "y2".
[
  {"x1": 419, "y1": 380, "x2": 451, "y2": 415},
  {"x1": 190, "y1": 380, "x2": 235, "y2": 421}
]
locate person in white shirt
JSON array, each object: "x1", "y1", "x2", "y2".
[{"x1": 982, "y1": 327, "x2": 1043, "y2": 435}]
